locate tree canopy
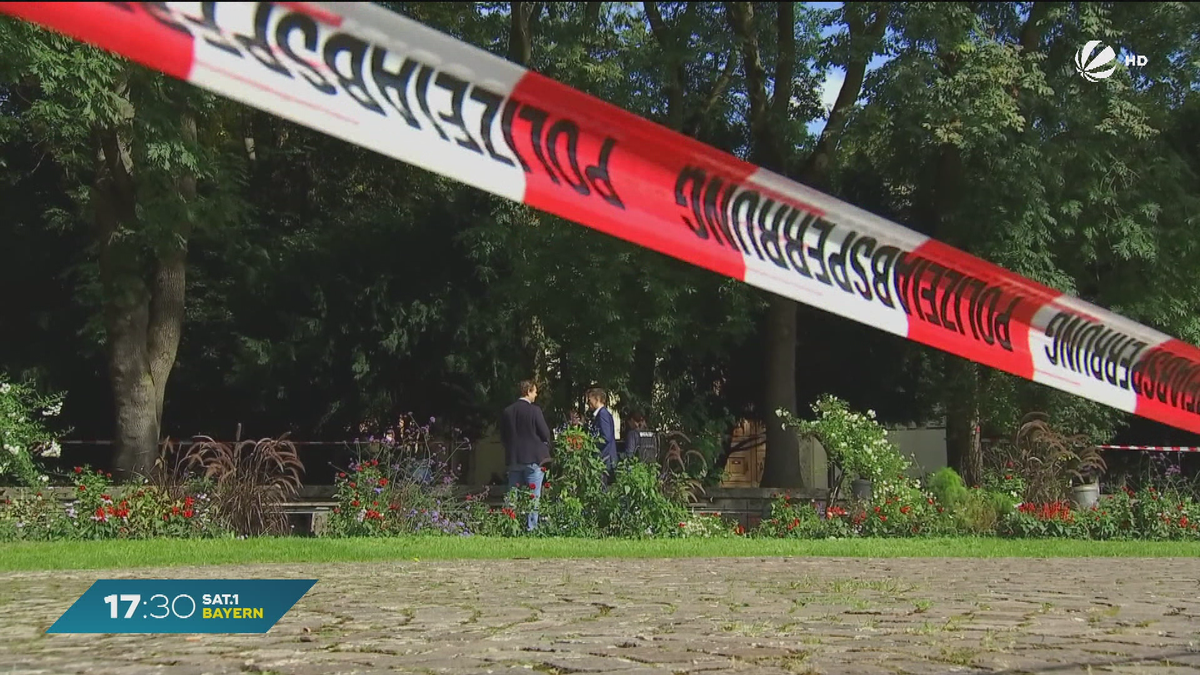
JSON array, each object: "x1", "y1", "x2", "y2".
[{"x1": 1, "y1": 2, "x2": 1198, "y2": 483}]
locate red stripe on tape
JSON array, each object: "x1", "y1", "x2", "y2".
[
  {"x1": 1130, "y1": 339, "x2": 1200, "y2": 434},
  {"x1": 510, "y1": 72, "x2": 750, "y2": 282},
  {"x1": 276, "y1": 2, "x2": 344, "y2": 27},
  {"x1": 1, "y1": 2, "x2": 194, "y2": 80},
  {"x1": 901, "y1": 240, "x2": 1056, "y2": 381}
]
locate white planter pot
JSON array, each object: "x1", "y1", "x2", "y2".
[{"x1": 1071, "y1": 482, "x2": 1100, "y2": 511}]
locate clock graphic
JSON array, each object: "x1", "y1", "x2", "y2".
[{"x1": 47, "y1": 579, "x2": 316, "y2": 634}]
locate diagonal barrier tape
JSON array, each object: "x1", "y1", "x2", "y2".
[
  {"x1": 5, "y1": 1, "x2": 1200, "y2": 435},
  {"x1": 1097, "y1": 445, "x2": 1200, "y2": 453}
]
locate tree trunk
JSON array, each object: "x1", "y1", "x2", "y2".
[
  {"x1": 759, "y1": 295, "x2": 800, "y2": 487},
  {"x1": 508, "y1": 2, "x2": 539, "y2": 66},
  {"x1": 727, "y1": 2, "x2": 803, "y2": 488},
  {"x1": 94, "y1": 106, "x2": 195, "y2": 480},
  {"x1": 728, "y1": 2, "x2": 884, "y2": 488},
  {"x1": 629, "y1": 334, "x2": 657, "y2": 418},
  {"x1": 943, "y1": 355, "x2": 982, "y2": 487}
]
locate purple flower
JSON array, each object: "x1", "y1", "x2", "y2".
[
  {"x1": 429, "y1": 416, "x2": 436, "y2": 424},
  {"x1": 374, "y1": 487, "x2": 383, "y2": 494}
]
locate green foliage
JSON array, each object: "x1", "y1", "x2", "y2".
[
  {"x1": 325, "y1": 457, "x2": 477, "y2": 538},
  {"x1": 755, "y1": 495, "x2": 851, "y2": 539},
  {"x1": 603, "y1": 460, "x2": 692, "y2": 538},
  {"x1": 2, "y1": 1, "x2": 1200, "y2": 485},
  {"x1": 1002, "y1": 488, "x2": 1200, "y2": 541},
  {"x1": 781, "y1": 395, "x2": 911, "y2": 494},
  {"x1": 928, "y1": 468, "x2": 968, "y2": 511},
  {"x1": 0, "y1": 374, "x2": 66, "y2": 487},
  {"x1": 0, "y1": 466, "x2": 227, "y2": 541},
  {"x1": 954, "y1": 489, "x2": 1014, "y2": 535}
]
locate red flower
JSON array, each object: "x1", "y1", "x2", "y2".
[
  {"x1": 377, "y1": 478, "x2": 389, "y2": 487},
  {"x1": 351, "y1": 500, "x2": 360, "y2": 507},
  {"x1": 678, "y1": 522, "x2": 686, "y2": 528},
  {"x1": 1181, "y1": 517, "x2": 1190, "y2": 528},
  {"x1": 94, "y1": 507, "x2": 106, "y2": 521},
  {"x1": 184, "y1": 496, "x2": 195, "y2": 508},
  {"x1": 879, "y1": 515, "x2": 888, "y2": 522},
  {"x1": 372, "y1": 501, "x2": 379, "y2": 507},
  {"x1": 389, "y1": 503, "x2": 399, "y2": 511},
  {"x1": 927, "y1": 498, "x2": 934, "y2": 505},
  {"x1": 171, "y1": 505, "x2": 180, "y2": 515},
  {"x1": 528, "y1": 482, "x2": 537, "y2": 490},
  {"x1": 349, "y1": 482, "x2": 357, "y2": 489},
  {"x1": 182, "y1": 509, "x2": 194, "y2": 519},
  {"x1": 106, "y1": 472, "x2": 112, "y2": 478},
  {"x1": 873, "y1": 506, "x2": 881, "y2": 513},
  {"x1": 338, "y1": 472, "x2": 347, "y2": 479},
  {"x1": 1004, "y1": 475, "x2": 1012, "y2": 481},
  {"x1": 77, "y1": 485, "x2": 85, "y2": 492},
  {"x1": 333, "y1": 507, "x2": 341, "y2": 514},
  {"x1": 162, "y1": 514, "x2": 169, "y2": 521},
  {"x1": 900, "y1": 505, "x2": 911, "y2": 515},
  {"x1": 466, "y1": 495, "x2": 473, "y2": 501},
  {"x1": 73, "y1": 466, "x2": 83, "y2": 474},
  {"x1": 101, "y1": 494, "x2": 112, "y2": 502}
]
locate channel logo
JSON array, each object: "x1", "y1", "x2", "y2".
[{"x1": 1074, "y1": 40, "x2": 1117, "y2": 82}]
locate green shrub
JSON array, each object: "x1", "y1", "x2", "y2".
[
  {"x1": 755, "y1": 495, "x2": 852, "y2": 539},
  {"x1": 603, "y1": 460, "x2": 691, "y2": 538},
  {"x1": 955, "y1": 489, "x2": 1011, "y2": 535},
  {"x1": 928, "y1": 467, "x2": 968, "y2": 510},
  {"x1": 0, "y1": 375, "x2": 67, "y2": 488},
  {"x1": 0, "y1": 466, "x2": 228, "y2": 541}
]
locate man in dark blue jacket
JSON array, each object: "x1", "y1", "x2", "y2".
[
  {"x1": 586, "y1": 387, "x2": 617, "y2": 482},
  {"x1": 500, "y1": 380, "x2": 553, "y2": 530}
]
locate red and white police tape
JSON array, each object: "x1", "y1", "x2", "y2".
[
  {"x1": 1097, "y1": 445, "x2": 1200, "y2": 453},
  {"x1": 5, "y1": 2, "x2": 1200, "y2": 435}
]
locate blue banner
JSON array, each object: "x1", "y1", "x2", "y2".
[{"x1": 47, "y1": 579, "x2": 317, "y2": 634}]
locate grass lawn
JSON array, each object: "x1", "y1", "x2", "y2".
[{"x1": 3, "y1": 536, "x2": 1200, "y2": 572}]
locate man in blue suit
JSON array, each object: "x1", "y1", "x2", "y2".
[{"x1": 586, "y1": 387, "x2": 617, "y2": 483}]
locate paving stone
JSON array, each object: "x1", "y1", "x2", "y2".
[{"x1": 2, "y1": 557, "x2": 1200, "y2": 674}]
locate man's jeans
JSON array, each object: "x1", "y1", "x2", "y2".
[{"x1": 508, "y1": 463, "x2": 544, "y2": 531}]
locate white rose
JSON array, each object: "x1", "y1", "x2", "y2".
[
  {"x1": 0, "y1": 383, "x2": 10, "y2": 394},
  {"x1": 39, "y1": 475, "x2": 49, "y2": 482}
]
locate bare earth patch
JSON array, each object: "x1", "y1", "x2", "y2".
[{"x1": 1, "y1": 556, "x2": 1198, "y2": 674}]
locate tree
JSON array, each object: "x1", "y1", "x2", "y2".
[
  {"x1": 727, "y1": 2, "x2": 886, "y2": 488},
  {"x1": 0, "y1": 19, "x2": 245, "y2": 478},
  {"x1": 837, "y1": 2, "x2": 1200, "y2": 481}
]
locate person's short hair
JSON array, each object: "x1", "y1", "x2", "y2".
[
  {"x1": 627, "y1": 411, "x2": 647, "y2": 429},
  {"x1": 518, "y1": 380, "x2": 537, "y2": 397},
  {"x1": 585, "y1": 387, "x2": 607, "y2": 405}
]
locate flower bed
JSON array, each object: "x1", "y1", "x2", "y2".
[
  {"x1": 2, "y1": 391, "x2": 1197, "y2": 542},
  {"x1": 0, "y1": 467, "x2": 229, "y2": 540}
]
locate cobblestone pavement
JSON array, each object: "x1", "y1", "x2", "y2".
[{"x1": 2, "y1": 557, "x2": 1199, "y2": 675}]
